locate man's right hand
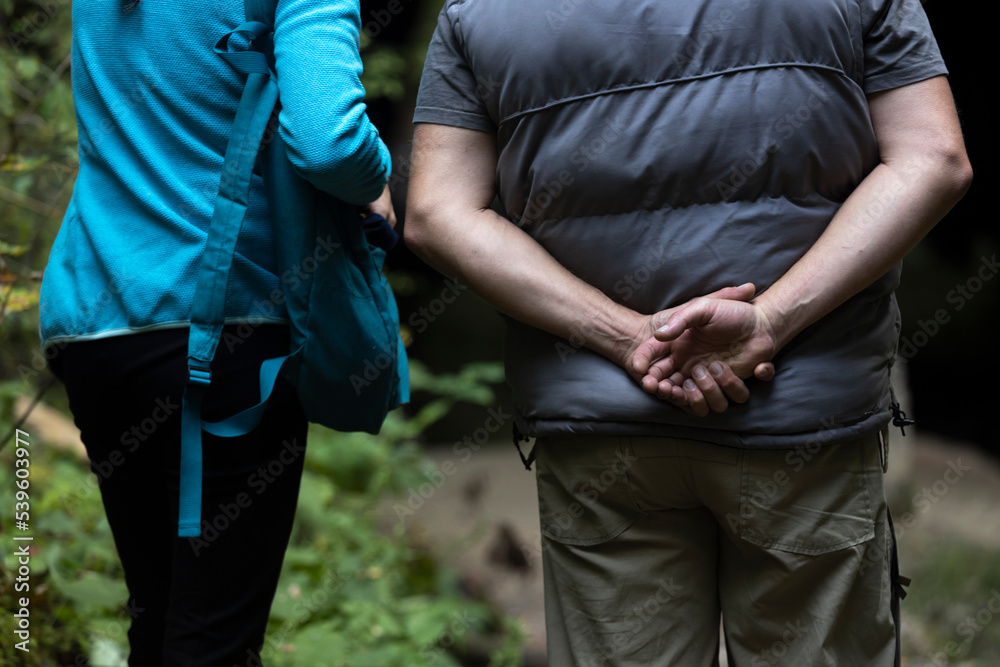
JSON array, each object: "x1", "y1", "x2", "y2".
[{"x1": 624, "y1": 284, "x2": 776, "y2": 416}]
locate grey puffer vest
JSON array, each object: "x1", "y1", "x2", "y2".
[{"x1": 447, "y1": 0, "x2": 931, "y2": 447}]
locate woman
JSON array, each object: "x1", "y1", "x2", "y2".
[{"x1": 39, "y1": 0, "x2": 393, "y2": 663}]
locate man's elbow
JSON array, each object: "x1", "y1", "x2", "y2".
[
  {"x1": 402, "y1": 203, "x2": 435, "y2": 258},
  {"x1": 946, "y1": 146, "x2": 974, "y2": 202},
  {"x1": 402, "y1": 196, "x2": 463, "y2": 274},
  {"x1": 902, "y1": 139, "x2": 973, "y2": 206},
  {"x1": 930, "y1": 127, "x2": 974, "y2": 198}
]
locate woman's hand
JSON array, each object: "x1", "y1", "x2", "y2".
[{"x1": 364, "y1": 185, "x2": 397, "y2": 228}]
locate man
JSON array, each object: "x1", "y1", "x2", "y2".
[{"x1": 404, "y1": 0, "x2": 971, "y2": 664}]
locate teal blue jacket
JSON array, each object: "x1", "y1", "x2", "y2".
[{"x1": 40, "y1": 0, "x2": 390, "y2": 350}]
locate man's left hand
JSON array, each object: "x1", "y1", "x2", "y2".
[
  {"x1": 631, "y1": 292, "x2": 778, "y2": 415},
  {"x1": 623, "y1": 284, "x2": 774, "y2": 416}
]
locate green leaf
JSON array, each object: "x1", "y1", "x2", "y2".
[
  {"x1": 0, "y1": 241, "x2": 28, "y2": 256},
  {"x1": 0, "y1": 285, "x2": 40, "y2": 315},
  {"x1": 284, "y1": 619, "x2": 354, "y2": 666},
  {"x1": 49, "y1": 570, "x2": 128, "y2": 616},
  {"x1": 86, "y1": 635, "x2": 129, "y2": 667},
  {"x1": 360, "y1": 47, "x2": 407, "y2": 101},
  {"x1": 14, "y1": 56, "x2": 40, "y2": 81}
]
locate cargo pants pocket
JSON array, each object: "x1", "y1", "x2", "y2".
[
  {"x1": 535, "y1": 435, "x2": 644, "y2": 547},
  {"x1": 736, "y1": 435, "x2": 879, "y2": 555}
]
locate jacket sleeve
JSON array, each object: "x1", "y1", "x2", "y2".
[{"x1": 272, "y1": 0, "x2": 390, "y2": 205}]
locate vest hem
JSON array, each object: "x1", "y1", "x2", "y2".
[{"x1": 515, "y1": 409, "x2": 893, "y2": 450}]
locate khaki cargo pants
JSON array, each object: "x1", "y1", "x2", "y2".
[{"x1": 534, "y1": 430, "x2": 900, "y2": 667}]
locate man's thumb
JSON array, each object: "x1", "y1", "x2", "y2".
[
  {"x1": 706, "y1": 282, "x2": 756, "y2": 303},
  {"x1": 655, "y1": 302, "x2": 714, "y2": 341}
]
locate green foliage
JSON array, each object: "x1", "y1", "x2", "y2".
[
  {"x1": 0, "y1": 452, "x2": 121, "y2": 666},
  {"x1": 900, "y1": 538, "x2": 1000, "y2": 664},
  {"x1": 0, "y1": 358, "x2": 520, "y2": 666},
  {"x1": 360, "y1": 47, "x2": 409, "y2": 102},
  {"x1": 1, "y1": 0, "x2": 77, "y2": 426},
  {"x1": 260, "y1": 361, "x2": 518, "y2": 666}
]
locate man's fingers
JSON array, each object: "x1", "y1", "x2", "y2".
[
  {"x1": 680, "y1": 377, "x2": 710, "y2": 417},
  {"x1": 690, "y1": 365, "x2": 729, "y2": 413},
  {"x1": 643, "y1": 356, "x2": 678, "y2": 383},
  {"x1": 641, "y1": 374, "x2": 661, "y2": 394},
  {"x1": 754, "y1": 362, "x2": 775, "y2": 381},
  {"x1": 631, "y1": 338, "x2": 672, "y2": 376},
  {"x1": 642, "y1": 373, "x2": 686, "y2": 405},
  {"x1": 641, "y1": 374, "x2": 692, "y2": 411},
  {"x1": 655, "y1": 282, "x2": 754, "y2": 342},
  {"x1": 658, "y1": 361, "x2": 761, "y2": 408},
  {"x1": 709, "y1": 361, "x2": 750, "y2": 404},
  {"x1": 659, "y1": 377, "x2": 686, "y2": 404}
]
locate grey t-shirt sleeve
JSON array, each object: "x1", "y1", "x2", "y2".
[
  {"x1": 412, "y1": 4, "x2": 497, "y2": 132},
  {"x1": 860, "y1": 0, "x2": 948, "y2": 94}
]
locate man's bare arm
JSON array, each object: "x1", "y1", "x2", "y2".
[
  {"x1": 638, "y1": 75, "x2": 973, "y2": 388},
  {"x1": 404, "y1": 122, "x2": 756, "y2": 415}
]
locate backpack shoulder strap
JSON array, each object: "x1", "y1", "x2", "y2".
[{"x1": 178, "y1": 10, "x2": 281, "y2": 538}]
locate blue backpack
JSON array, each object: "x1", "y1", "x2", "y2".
[{"x1": 178, "y1": 0, "x2": 409, "y2": 537}]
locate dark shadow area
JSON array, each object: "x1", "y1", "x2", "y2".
[{"x1": 896, "y1": 5, "x2": 995, "y2": 457}]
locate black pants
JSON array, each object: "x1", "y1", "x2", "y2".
[{"x1": 50, "y1": 325, "x2": 307, "y2": 666}]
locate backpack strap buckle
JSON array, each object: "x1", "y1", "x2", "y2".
[{"x1": 187, "y1": 359, "x2": 212, "y2": 387}]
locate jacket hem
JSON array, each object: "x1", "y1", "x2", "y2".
[{"x1": 40, "y1": 317, "x2": 290, "y2": 353}]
